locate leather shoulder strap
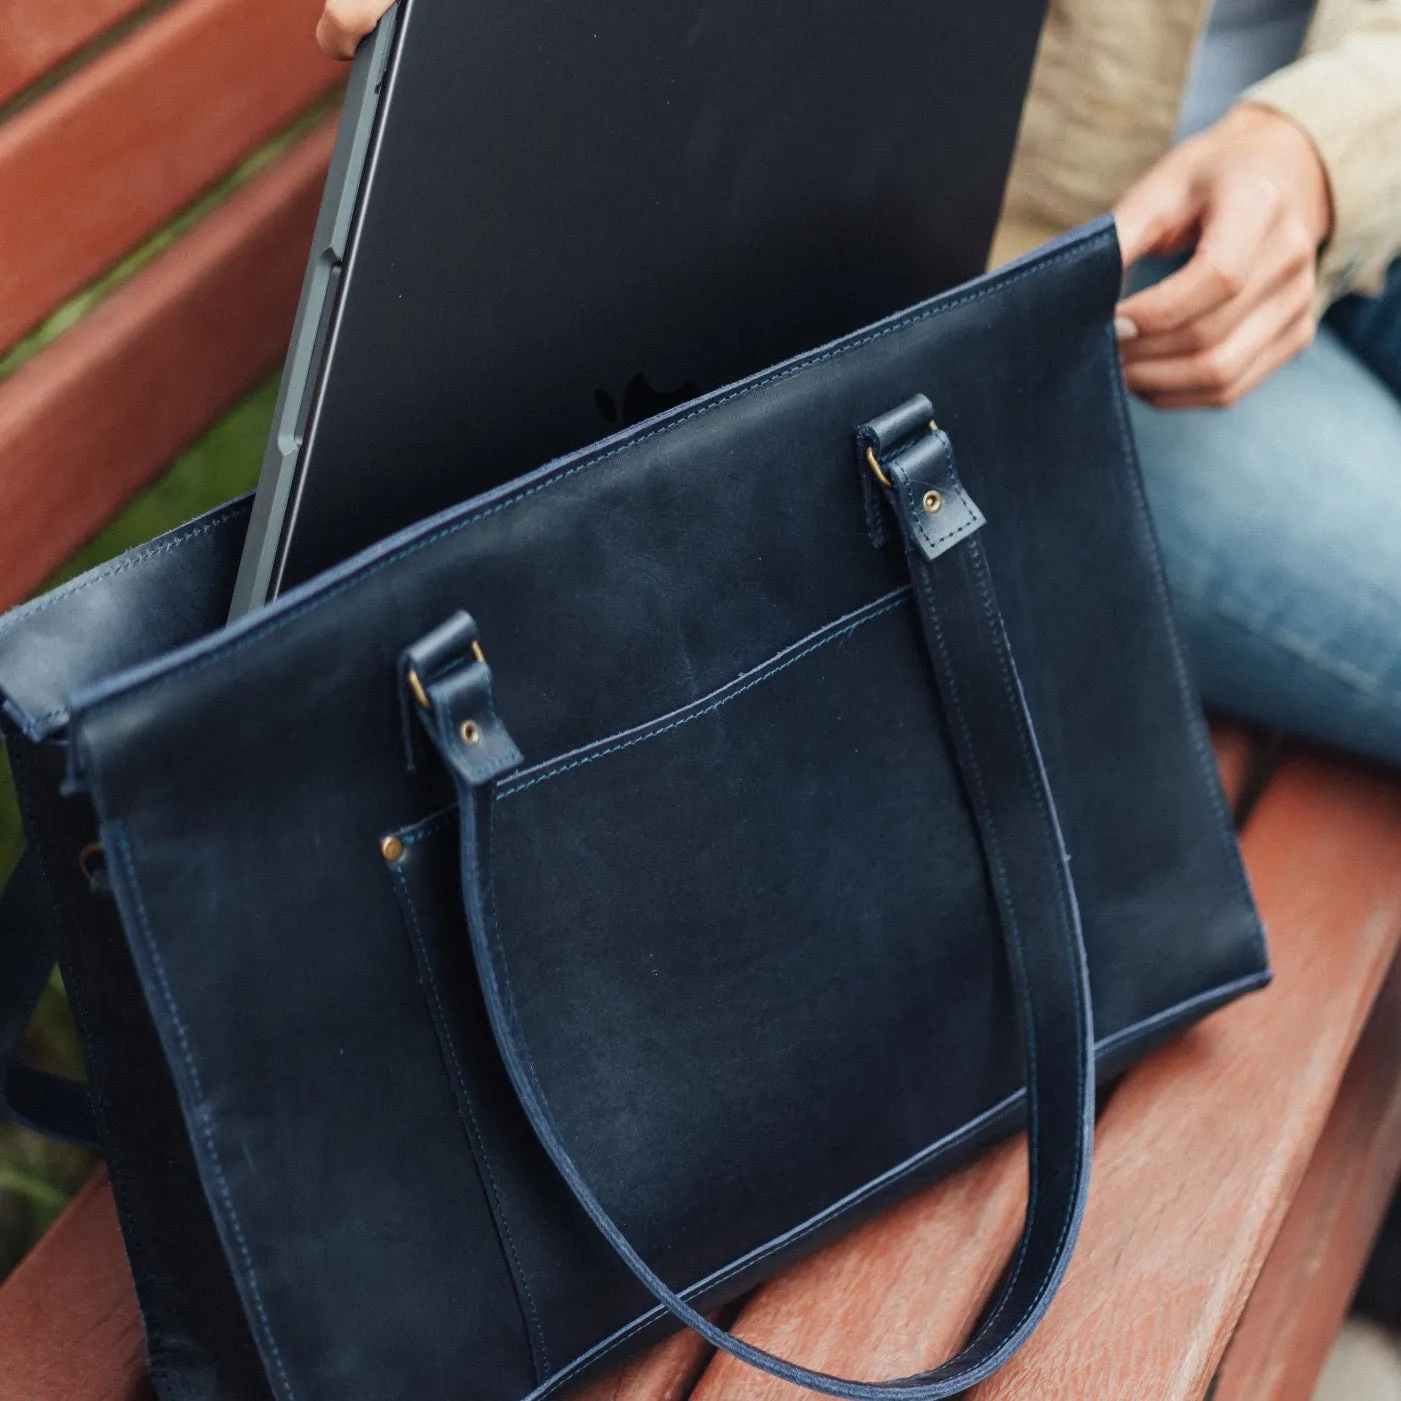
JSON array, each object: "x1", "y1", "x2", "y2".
[{"x1": 0, "y1": 846, "x2": 98, "y2": 1146}]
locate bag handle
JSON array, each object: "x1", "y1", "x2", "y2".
[
  {"x1": 0, "y1": 845, "x2": 98, "y2": 1146},
  {"x1": 408, "y1": 403, "x2": 1095, "y2": 1399}
]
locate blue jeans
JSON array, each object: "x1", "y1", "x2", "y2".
[{"x1": 1128, "y1": 261, "x2": 1401, "y2": 766}]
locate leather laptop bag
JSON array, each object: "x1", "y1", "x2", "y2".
[{"x1": 0, "y1": 219, "x2": 1268, "y2": 1401}]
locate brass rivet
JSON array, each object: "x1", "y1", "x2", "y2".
[
  {"x1": 380, "y1": 834, "x2": 406, "y2": 863},
  {"x1": 460, "y1": 720, "x2": 483, "y2": 746},
  {"x1": 922, "y1": 489, "x2": 943, "y2": 514}
]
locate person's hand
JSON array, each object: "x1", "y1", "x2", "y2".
[
  {"x1": 316, "y1": 0, "x2": 394, "y2": 60},
  {"x1": 1113, "y1": 103, "x2": 1333, "y2": 409}
]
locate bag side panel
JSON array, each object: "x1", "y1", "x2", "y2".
[
  {"x1": 5, "y1": 730, "x2": 272, "y2": 1401},
  {"x1": 0, "y1": 496, "x2": 252, "y2": 741}
]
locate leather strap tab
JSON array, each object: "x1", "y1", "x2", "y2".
[
  {"x1": 884, "y1": 429, "x2": 985, "y2": 562},
  {"x1": 855, "y1": 392, "x2": 936, "y2": 459},
  {"x1": 400, "y1": 611, "x2": 523, "y2": 786}
]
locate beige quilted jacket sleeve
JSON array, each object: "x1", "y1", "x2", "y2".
[{"x1": 1246, "y1": 0, "x2": 1401, "y2": 300}]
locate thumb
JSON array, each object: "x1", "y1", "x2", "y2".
[{"x1": 1113, "y1": 156, "x2": 1202, "y2": 269}]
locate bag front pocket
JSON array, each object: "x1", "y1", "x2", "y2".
[{"x1": 385, "y1": 585, "x2": 1020, "y2": 1373}]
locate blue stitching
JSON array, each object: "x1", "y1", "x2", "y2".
[
  {"x1": 401, "y1": 809, "x2": 455, "y2": 846},
  {"x1": 910, "y1": 561, "x2": 1044, "y2": 1347},
  {"x1": 1100, "y1": 323, "x2": 1268, "y2": 966},
  {"x1": 498, "y1": 590, "x2": 911, "y2": 799},
  {"x1": 110, "y1": 827, "x2": 300, "y2": 1401},
  {"x1": 892, "y1": 451, "x2": 983, "y2": 557},
  {"x1": 72, "y1": 239, "x2": 1109, "y2": 717},
  {"x1": 958, "y1": 542, "x2": 1087, "y2": 1337},
  {"x1": 388, "y1": 861, "x2": 552, "y2": 1378},
  {"x1": 0, "y1": 502, "x2": 247, "y2": 640}
]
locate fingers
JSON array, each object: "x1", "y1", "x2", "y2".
[
  {"x1": 1120, "y1": 210, "x2": 1314, "y2": 362},
  {"x1": 1113, "y1": 150, "x2": 1200, "y2": 267},
  {"x1": 1125, "y1": 292, "x2": 1316, "y2": 409},
  {"x1": 317, "y1": 0, "x2": 392, "y2": 59},
  {"x1": 1113, "y1": 103, "x2": 1329, "y2": 410},
  {"x1": 1117, "y1": 171, "x2": 1283, "y2": 339}
]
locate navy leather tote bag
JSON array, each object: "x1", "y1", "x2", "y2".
[{"x1": 0, "y1": 219, "x2": 1267, "y2": 1401}]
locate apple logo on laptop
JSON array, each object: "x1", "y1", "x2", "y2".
[{"x1": 595, "y1": 372, "x2": 698, "y2": 430}]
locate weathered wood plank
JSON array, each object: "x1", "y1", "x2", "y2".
[
  {"x1": 0, "y1": 0, "x2": 149, "y2": 108},
  {"x1": 571, "y1": 1318, "x2": 724, "y2": 1401},
  {"x1": 0, "y1": 1167, "x2": 148, "y2": 1401},
  {"x1": 1213, "y1": 951, "x2": 1401, "y2": 1401},
  {"x1": 689, "y1": 1138, "x2": 1026, "y2": 1401},
  {"x1": 1208, "y1": 719, "x2": 1260, "y2": 816},
  {"x1": 0, "y1": 115, "x2": 334, "y2": 609},
  {"x1": 0, "y1": 0, "x2": 338, "y2": 352},
  {"x1": 965, "y1": 754, "x2": 1401, "y2": 1401}
]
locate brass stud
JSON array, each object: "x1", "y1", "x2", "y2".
[
  {"x1": 460, "y1": 720, "x2": 483, "y2": 746},
  {"x1": 380, "y1": 834, "x2": 406, "y2": 863},
  {"x1": 77, "y1": 841, "x2": 105, "y2": 881},
  {"x1": 922, "y1": 489, "x2": 943, "y2": 515}
]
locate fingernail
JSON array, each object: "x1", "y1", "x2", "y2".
[{"x1": 1115, "y1": 315, "x2": 1139, "y2": 342}]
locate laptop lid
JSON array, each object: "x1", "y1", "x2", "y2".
[{"x1": 231, "y1": 0, "x2": 1047, "y2": 615}]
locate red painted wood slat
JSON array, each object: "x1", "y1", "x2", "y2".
[
  {"x1": 966, "y1": 755, "x2": 1401, "y2": 1401},
  {"x1": 1213, "y1": 951, "x2": 1401, "y2": 1401},
  {"x1": 0, "y1": 0, "x2": 339, "y2": 353},
  {"x1": 0, "y1": 115, "x2": 336, "y2": 609},
  {"x1": 0, "y1": 0, "x2": 149, "y2": 108},
  {"x1": 0, "y1": 1167, "x2": 148, "y2": 1401}
]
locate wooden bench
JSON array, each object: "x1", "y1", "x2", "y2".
[{"x1": 5, "y1": 7, "x2": 1401, "y2": 1400}]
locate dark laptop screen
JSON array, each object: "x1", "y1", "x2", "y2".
[{"x1": 271, "y1": 0, "x2": 1047, "y2": 593}]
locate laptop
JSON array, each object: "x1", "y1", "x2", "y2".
[{"x1": 230, "y1": 0, "x2": 1047, "y2": 616}]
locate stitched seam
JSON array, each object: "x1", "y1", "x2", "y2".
[
  {"x1": 73, "y1": 239, "x2": 1110, "y2": 718},
  {"x1": 110, "y1": 827, "x2": 301, "y2": 1401},
  {"x1": 912, "y1": 562, "x2": 1045, "y2": 1348},
  {"x1": 388, "y1": 861, "x2": 552, "y2": 1378},
  {"x1": 401, "y1": 809, "x2": 456, "y2": 846},
  {"x1": 1102, "y1": 324, "x2": 1266, "y2": 963},
  {"x1": 961, "y1": 544, "x2": 1086, "y2": 1337},
  {"x1": 5, "y1": 747, "x2": 168, "y2": 1336},
  {"x1": 498, "y1": 590, "x2": 911, "y2": 798},
  {"x1": 0, "y1": 503, "x2": 246, "y2": 641}
]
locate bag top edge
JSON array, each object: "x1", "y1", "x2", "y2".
[{"x1": 65, "y1": 218, "x2": 1121, "y2": 736}]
